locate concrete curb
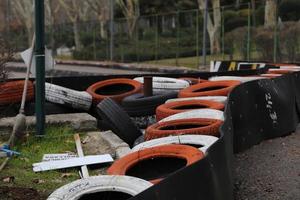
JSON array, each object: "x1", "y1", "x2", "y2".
[
  {"x1": 0, "y1": 113, "x2": 97, "y2": 139},
  {"x1": 100, "y1": 130, "x2": 131, "y2": 159}
]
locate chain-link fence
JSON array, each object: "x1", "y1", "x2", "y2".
[{"x1": 1, "y1": 1, "x2": 300, "y2": 69}]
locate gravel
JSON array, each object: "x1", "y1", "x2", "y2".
[{"x1": 234, "y1": 130, "x2": 300, "y2": 200}]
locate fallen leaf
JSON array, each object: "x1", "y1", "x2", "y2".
[
  {"x1": 61, "y1": 173, "x2": 73, "y2": 178},
  {"x1": 32, "y1": 179, "x2": 45, "y2": 184},
  {"x1": 2, "y1": 176, "x2": 14, "y2": 183}
]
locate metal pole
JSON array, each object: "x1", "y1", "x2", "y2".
[
  {"x1": 221, "y1": 6, "x2": 225, "y2": 60},
  {"x1": 273, "y1": 0, "x2": 278, "y2": 63},
  {"x1": 247, "y1": 3, "x2": 251, "y2": 61},
  {"x1": 176, "y1": 12, "x2": 179, "y2": 66},
  {"x1": 202, "y1": 0, "x2": 208, "y2": 66},
  {"x1": 35, "y1": 0, "x2": 45, "y2": 136},
  {"x1": 110, "y1": 0, "x2": 114, "y2": 61},
  {"x1": 196, "y1": 10, "x2": 199, "y2": 68}
]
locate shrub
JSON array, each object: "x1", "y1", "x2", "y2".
[{"x1": 279, "y1": 0, "x2": 300, "y2": 21}]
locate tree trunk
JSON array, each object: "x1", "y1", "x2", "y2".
[
  {"x1": 73, "y1": 18, "x2": 82, "y2": 50},
  {"x1": 26, "y1": 25, "x2": 33, "y2": 47},
  {"x1": 265, "y1": 0, "x2": 277, "y2": 28},
  {"x1": 209, "y1": 27, "x2": 221, "y2": 54},
  {"x1": 100, "y1": 20, "x2": 108, "y2": 39}
]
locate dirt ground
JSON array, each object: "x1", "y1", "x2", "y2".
[
  {"x1": 0, "y1": 186, "x2": 44, "y2": 200},
  {"x1": 234, "y1": 131, "x2": 300, "y2": 200}
]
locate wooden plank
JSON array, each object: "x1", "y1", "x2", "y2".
[
  {"x1": 33, "y1": 154, "x2": 113, "y2": 172},
  {"x1": 74, "y1": 134, "x2": 89, "y2": 178}
]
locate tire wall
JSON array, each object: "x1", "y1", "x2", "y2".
[
  {"x1": 7, "y1": 69, "x2": 300, "y2": 200},
  {"x1": 128, "y1": 72, "x2": 300, "y2": 200}
]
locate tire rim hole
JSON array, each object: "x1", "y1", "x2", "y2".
[
  {"x1": 126, "y1": 157, "x2": 187, "y2": 181},
  {"x1": 95, "y1": 84, "x2": 134, "y2": 95},
  {"x1": 174, "y1": 104, "x2": 208, "y2": 110},
  {"x1": 78, "y1": 191, "x2": 132, "y2": 200},
  {"x1": 195, "y1": 86, "x2": 227, "y2": 92},
  {"x1": 160, "y1": 124, "x2": 207, "y2": 130}
]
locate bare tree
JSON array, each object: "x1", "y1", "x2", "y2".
[
  {"x1": 265, "y1": 0, "x2": 278, "y2": 28},
  {"x1": 87, "y1": 0, "x2": 111, "y2": 39},
  {"x1": 11, "y1": 0, "x2": 34, "y2": 46},
  {"x1": 58, "y1": 0, "x2": 91, "y2": 50},
  {"x1": 116, "y1": 0, "x2": 140, "y2": 38},
  {"x1": 198, "y1": 0, "x2": 221, "y2": 54},
  {"x1": 45, "y1": 0, "x2": 60, "y2": 54}
]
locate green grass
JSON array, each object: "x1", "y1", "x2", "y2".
[
  {"x1": 0, "y1": 126, "x2": 92, "y2": 196},
  {"x1": 143, "y1": 54, "x2": 232, "y2": 69}
]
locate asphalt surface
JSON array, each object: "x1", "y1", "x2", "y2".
[
  {"x1": 6, "y1": 62, "x2": 151, "y2": 78},
  {"x1": 234, "y1": 129, "x2": 300, "y2": 200}
]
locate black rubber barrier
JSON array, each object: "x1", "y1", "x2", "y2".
[{"x1": 128, "y1": 72, "x2": 300, "y2": 200}]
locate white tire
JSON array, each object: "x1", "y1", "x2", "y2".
[
  {"x1": 209, "y1": 76, "x2": 266, "y2": 83},
  {"x1": 166, "y1": 96, "x2": 227, "y2": 104},
  {"x1": 132, "y1": 135, "x2": 218, "y2": 154},
  {"x1": 134, "y1": 77, "x2": 189, "y2": 91},
  {"x1": 45, "y1": 83, "x2": 92, "y2": 111},
  {"x1": 159, "y1": 109, "x2": 224, "y2": 122},
  {"x1": 47, "y1": 175, "x2": 153, "y2": 200}
]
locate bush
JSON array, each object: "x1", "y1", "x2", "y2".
[
  {"x1": 254, "y1": 27, "x2": 274, "y2": 61},
  {"x1": 279, "y1": 0, "x2": 300, "y2": 21},
  {"x1": 279, "y1": 21, "x2": 300, "y2": 62}
]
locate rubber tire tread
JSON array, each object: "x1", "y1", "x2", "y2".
[{"x1": 96, "y1": 98, "x2": 142, "y2": 147}]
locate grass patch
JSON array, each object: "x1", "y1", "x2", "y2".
[{"x1": 0, "y1": 126, "x2": 93, "y2": 196}]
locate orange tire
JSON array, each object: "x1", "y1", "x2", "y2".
[
  {"x1": 145, "y1": 118, "x2": 223, "y2": 140},
  {"x1": 178, "y1": 80, "x2": 240, "y2": 98},
  {"x1": 179, "y1": 77, "x2": 207, "y2": 85},
  {"x1": 86, "y1": 78, "x2": 142, "y2": 104},
  {"x1": 155, "y1": 100, "x2": 224, "y2": 121},
  {"x1": 0, "y1": 80, "x2": 34, "y2": 105},
  {"x1": 107, "y1": 144, "x2": 204, "y2": 184},
  {"x1": 259, "y1": 74, "x2": 282, "y2": 78},
  {"x1": 267, "y1": 69, "x2": 296, "y2": 74}
]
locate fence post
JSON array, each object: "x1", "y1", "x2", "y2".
[
  {"x1": 155, "y1": 15, "x2": 158, "y2": 63},
  {"x1": 247, "y1": 3, "x2": 251, "y2": 61},
  {"x1": 273, "y1": 0, "x2": 279, "y2": 63},
  {"x1": 221, "y1": 6, "x2": 225, "y2": 60},
  {"x1": 196, "y1": 10, "x2": 200, "y2": 68},
  {"x1": 93, "y1": 27, "x2": 96, "y2": 60},
  {"x1": 176, "y1": 12, "x2": 180, "y2": 66},
  {"x1": 110, "y1": 0, "x2": 114, "y2": 61},
  {"x1": 202, "y1": 0, "x2": 208, "y2": 66},
  {"x1": 136, "y1": 17, "x2": 139, "y2": 63}
]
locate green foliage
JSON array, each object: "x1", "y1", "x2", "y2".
[{"x1": 279, "y1": 0, "x2": 300, "y2": 21}]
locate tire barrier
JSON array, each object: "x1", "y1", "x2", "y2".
[
  {"x1": 179, "y1": 77, "x2": 207, "y2": 85},
  {"x1": 121, "y1": 91, "x2": 178, "y2": 117},
  {"x1": 132, "y1": 135, "x2": 218, "y2": 154},
  {"x1": 155, "y1": 100, "x2": 224, "y2": 121},
  {"x1": 166, "y1": 96, "x2": 227, "y2": 104},
  {"x1": 209, "y1": 76, "x2": 265, "y2": 83},
  {"x1": 45, "y1": 83, "x2": 92, "y2": 111},
  {"x1": 0, "y1": 80, "x2": 34, "y2": 106},
  {"x1": 131, "y1": 115, "x2": 156, "y2": 129},
  {"x1": 96, "y1": 98, "x2": 142, "y2": 148},
  {"x1": 25, "y1": 102, "x2": 82, "y2": 116},
  {"x1": 259, "y1": 73, "x2": 282, "y2": 78},
  {"x1": 145, "y1": 118, "x2": 223, "y2": 140},
  {"x1": 267, "y1": 69, "x2": 300, "y2": 74},
  {"x1": 47, "y1": 175, "x2": 153, "y2": 200},
  {"x1": 178, "y1": 80, "x2": 241, "y2": 98},
  {"x1": 133, "y1": 77, "x2": 189, "y2": 92},
  {"x1": 87, "y1": 78, "x2": 142, "y2": 104},
  {"x1": 159, "y1": 109, "x2": 224, "y2": 122},
  {"x1": 107, "y1": 144, "x2": 204, "y2": 184}
]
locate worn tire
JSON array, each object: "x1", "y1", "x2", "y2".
[
  {"x1": 166, "y1": 96, "x2": 227, "y2": 104},
  {"x1": 160, "y1": 109, "x2": 224, "y2": 122},
  {"x1": 145, "y1": 118, "x2": 223, "y2": 140},
  {"x1": 45, "y1": 83, "x2": 92, "y2": 111},
  {"x1": 0, "y1": 80, "x2": 34, "y2": 106},
  {"x1": 132, "y1": 135, "x2": 218, "y2": 154},
  {"x1": 122, "y1": 91, "x2": 178, "y2": 117},
  {"x1": 209, "y1": 76, "x2": 265, "y2": 83},
  {"x1": 107, "y1": 144, "x2": 204, "y2": 184},
  {"x1": 178, "y1": 80, "x2": 241, "y2": 98},
  {"x1": 156, "y1": 100, "x2": 224, "y2": 121},
  {"x1": 96, "y1": 98, "x2": 142, "y2": 147},
  {"x1": 134, "y1": 77, "x2": 189, "y2": 92},
  {"x1": 47, "y1": 175, "x2": 153, "y2": 200},
  {"x1": 179, "y1": 77, "x2": 207, "y2": 85},
  {"x1": 25, "y1": 102, "x2": 82, "y2": 116},
  {"x1": 267, "y1": 69, "x2": 299, "y2": 74},
  {"x1": 87, "y1": 78, "x2": 142, "y2": 104}
]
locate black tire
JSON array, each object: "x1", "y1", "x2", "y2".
[
  {"x1": 121, "y1": 91, "x2": 177, "y2": 117},
  {"x1": 122, "y1": 91, "x2": 178, "y2": 107},
  {"x1": 133, "y1": 135, "x2": 145, "y2": 146},
  {"x1": 96, "y1": 98, "x2": 142, "y2": 147}
]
